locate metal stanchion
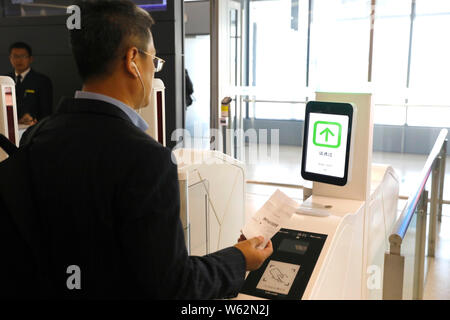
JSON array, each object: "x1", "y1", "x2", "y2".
[
  {"x1": 429, "y1": 161, "x2": 440, "y2": 257},
  {"x1": 413, "y1": 190, "x2": 428, "y2": 300},
  {"x1": 179, "y1": 176, "x2": 190, "y2": 255},
  {"x1": 383, "y1": 234, "x2": 404, "y2": 300},
  {"x1": 438, "y1": 140, "x2": 447, "y2": 222}
]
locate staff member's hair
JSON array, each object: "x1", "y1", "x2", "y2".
[{"x1": 9, "y1": 42, "x2": 33, "y2": 57}]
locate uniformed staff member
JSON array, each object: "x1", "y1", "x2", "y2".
[{"x1": 7, "y1": 42, "x2": 53, "y2": 125}]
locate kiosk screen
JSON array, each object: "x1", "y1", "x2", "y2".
[{"x1": 301, "y1": 101, "x2": 354, "y2": 186}]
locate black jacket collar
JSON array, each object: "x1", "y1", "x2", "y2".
[
  {"x1": 56, "y1": 97, "x2": 132, "y2": 124},
  {"x1": 8, "y1": 68, "x2": 35, "y2": 79}
]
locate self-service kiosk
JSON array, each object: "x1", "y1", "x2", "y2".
[
  {"x1": 237, "y1": 92, "x2": 399, "y2": 300},
  {"x1": 0, "y1": 76, "x2": 19, "y2": 162}
]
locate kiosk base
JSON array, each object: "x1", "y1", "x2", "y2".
[{"x1": 236, "y1": 165, "x2": 399, "y2": 300}]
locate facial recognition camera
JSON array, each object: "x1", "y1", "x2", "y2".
[{"x1": 301, "y1": 101, "x2": 356, "y2": 186}]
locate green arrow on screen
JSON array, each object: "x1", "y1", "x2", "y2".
[
  {"x1": 313, "y1": 121, "x2": 342, "y2": 148},
  {"x1": 320, "y1": 127, "x2": 335, "y2": 142}
]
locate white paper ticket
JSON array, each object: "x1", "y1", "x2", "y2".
[{"x1": 242, "y1": 189, "x2": 298, "y2": 249}]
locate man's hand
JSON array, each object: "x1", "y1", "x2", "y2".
[
  {"x1": 19, "y1": 113, "x2": 37, "y2": 126},
  {"x1": 234, "y1": 236, "x2": 273, "y2": 271}
]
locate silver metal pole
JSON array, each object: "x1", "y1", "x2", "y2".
[
  {"x1": 205, "y1": 192, "x2": 209, "y2": 254},
  {"x1": 428, "y1": 160, "x2": 440, "y2": 257},
  {"x1": 210, "y1": 0, "x2": 220, "y2": 150},
  {"x1": 413, "y1": 190, "x2": 428, "y2": 300},
  {"x1": 237, "y1": 95, "x2": 244, "y2": 162},
  {"x1": 383, "y1": 233, "x2": 405, "y2": 300},
  {"x1": 438, "y1": 140, "x2": 447, "y2": 222},
  {"x1": 179, "y1": 178, "x2": 190, "y2": 255},
  {"x1": 382, "y1": 253, "x2": 405, "y2": 300},
  {"x1": 228, "y1": 99, "x2": 233, "y2": 157}
]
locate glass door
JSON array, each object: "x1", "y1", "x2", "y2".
[{"x1": 210, "y1": 0, "x2": 245, "y2": 160}]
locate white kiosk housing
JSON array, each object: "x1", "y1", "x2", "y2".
[
  {"x1": 173, "y1": 149, "x2": 245, "y2": 256},
  {"x1": 237, "y1": 92, "x2": 400, "y2": 300},
  {"x1": 0, "y1": 76, "x2": 19, "y2": 161}
]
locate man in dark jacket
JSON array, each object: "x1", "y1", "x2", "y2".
[
  {"x1": 8, "y1": 42, "x2": 53, "y2": 124},
  {"x1": 21, "y1": 0, "x2": 272, "y2": 299}
]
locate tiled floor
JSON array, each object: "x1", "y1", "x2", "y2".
[{"x1": 244, "y1": 146, "x2": 450, "y2": 300}]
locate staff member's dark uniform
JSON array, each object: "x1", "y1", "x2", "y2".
[{"x1": 7, "y1": 68, "x2": 53, "y2": 121}]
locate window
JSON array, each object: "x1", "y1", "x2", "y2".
[
  {"x1": 309, "y1": 0, "x2": 371, "y2": 90},
  {"x1": 371, "y1": 0, "x2": 411, "y2": 125},
  {"x1": 245, "y1": 0, "x2": 450, "y2": 128},
  {"x1": 248, "y1": 0, "x2": 309, "y2": 120},
  {"x1": 372, "y1": 0, "x2": 411, "y2": 102},
  {"x1": 407, "y1": 0, "x2": 450, "y2": 126}
]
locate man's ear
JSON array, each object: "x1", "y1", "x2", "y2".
[
  {"x1": 29, "y1": 56, "x2": 34, "y2": 64},
  {"x1": 125, "y1": 47, "x2": 140, "y2": 78}
]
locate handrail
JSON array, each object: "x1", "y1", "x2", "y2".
[{"x1": 390, "y1": 129, "x2": 448, "y2": 243}]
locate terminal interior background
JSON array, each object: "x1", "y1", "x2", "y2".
[
  {"x1": 183, "y1": 0, "x2": 450, "y2": 299},
  {"x1": 1, "y1": 0, "x2": 450, "y2": 299}
]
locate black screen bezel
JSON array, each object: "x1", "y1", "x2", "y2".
[{"x1": 301, "y1": 101, "x2": 354, "y2": 186}]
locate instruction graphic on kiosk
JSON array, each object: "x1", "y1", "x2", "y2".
[
  {"x1": 240, "y1": 229, "x2": 327, "y2": 299},
  {"x1": 302, "y1": 101, "x2": 355, "y2": 186},
  {"x1": 256, "y1": 260, "x2": 300, "y2": 295}
]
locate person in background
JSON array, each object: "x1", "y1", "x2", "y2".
[
  {"x1": 185, "y1": 69, "x2": 194, "y2": 107},
  {"x1": 7, "y1": 42, "x2": 53, "y2": 125}
]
